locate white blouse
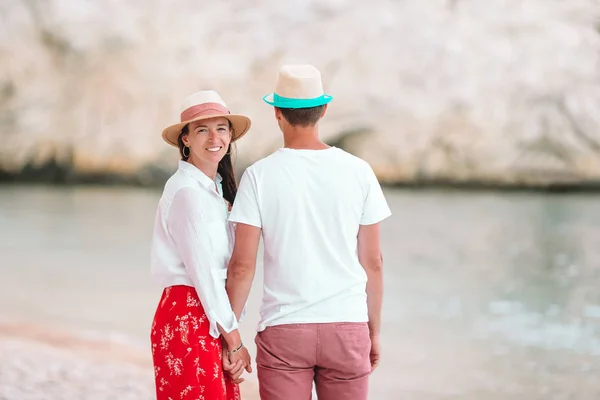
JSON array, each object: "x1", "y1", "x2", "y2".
[{"x1": 150, "y1": 160, "x2": 238, "y2": 338}]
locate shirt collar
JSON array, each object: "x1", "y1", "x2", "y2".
[{"x1": 178, "y1": 160, "x2": 222, "y2": 189}]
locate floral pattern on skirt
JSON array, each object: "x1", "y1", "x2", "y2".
[{"x1": 151, "y1": 285, "x2": 241, "y2": 400}]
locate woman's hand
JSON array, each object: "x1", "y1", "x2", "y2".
[
  {"x1": 222, "y1": 345, "x2": 246, "y2": 384},
  {"x1": 228, "y1": 344, "x2": 252, "y2": 382},
  {"x1": 220, "y1": 329, "x2": 252, "y2": 383},
  {"x1": 222, "y1": 340, "x2": 252, "y2": 384}
]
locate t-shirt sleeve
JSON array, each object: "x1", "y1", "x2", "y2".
[
  {"x1": 229, "y1": 167, "x2": 262, "y2": 228},
  {"x1": 361, "y1": 163, "x2": 392, "y2": 225}
]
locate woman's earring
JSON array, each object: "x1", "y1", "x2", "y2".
[{"x1": 183, "y1": 146, "x2": 190, "y2": 158}]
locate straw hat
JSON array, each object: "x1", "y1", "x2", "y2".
[
  {"x1": 162, "y1": 90, "x2": 251, "y2": 147},
  {"x1": 263, "y1": 64, "x2": 333, "y2": 109}
]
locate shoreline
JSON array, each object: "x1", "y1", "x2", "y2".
[
  {"x1": 2, "y1": 151, "x2": 600, "y2": 193},
  {"x1": 2, "y1": 175, "x2": 600, "y2": 194},
  {"x1": 0, "y1": 320, "x2": 259, "y2": 400},
  {"x1": 0, "y1": 321, "x2": 151, "y2": 368}
]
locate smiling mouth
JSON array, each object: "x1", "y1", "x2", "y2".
[{"x1": 206, "y1": 146, "x2": 222, "y2": 152}]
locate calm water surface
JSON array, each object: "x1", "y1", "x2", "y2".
[{"x1": 1, "y1": 185, "x2": 599, "y2": 399}]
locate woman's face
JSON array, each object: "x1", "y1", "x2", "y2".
[{"x1": 182, "y1": 117, "x2": 232, "y2": 166}]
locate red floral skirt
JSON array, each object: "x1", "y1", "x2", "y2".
[{"x1": 151, "y1": 285, "x2": 241, "y2": 400}]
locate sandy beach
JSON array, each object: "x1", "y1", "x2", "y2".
[{"x1": 0, "y1": 322, "x2": 259, "y2": 400}]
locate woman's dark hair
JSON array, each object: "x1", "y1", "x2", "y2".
[{"x1": 177, "y1": 122, "x2": 238, "y2": 204}]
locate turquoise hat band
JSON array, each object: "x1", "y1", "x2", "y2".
[{"x1": 263, "y1": 93, "x2": 333, "y2": 108}]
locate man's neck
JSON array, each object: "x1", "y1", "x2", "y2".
[{"x1": 282, "y1": 126, "x2": 329, "y2": 150}]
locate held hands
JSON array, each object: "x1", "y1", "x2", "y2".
[{"x1": 222, "y1": 340, "x2": 252, "y2": 384}]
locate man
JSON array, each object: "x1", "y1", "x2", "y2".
[{"x1": 226, "y1": 64, "x2": 391, "y2": 400}]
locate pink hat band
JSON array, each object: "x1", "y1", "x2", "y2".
[{"x1": 180, "y1": 102, "x2": 230, "y2": 122}]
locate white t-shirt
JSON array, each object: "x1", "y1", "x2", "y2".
[{"x1": 229, "y1": 147, "x2": 391, "y2": 331}]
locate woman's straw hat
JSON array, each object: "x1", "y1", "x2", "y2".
[{"x1": 162, "y1": 90, "x2": 251, "y2": 147}]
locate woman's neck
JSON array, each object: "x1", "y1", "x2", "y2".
[{"x1": 188, "y1": 156, "x2": 218, "y2": 181}]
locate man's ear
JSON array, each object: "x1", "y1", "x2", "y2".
[
  {"x1": 321, "y1": 104, "x2": 328, "y2": 118},
  {"x1": 274, "y1": 107, "x2": 283, "y2": 121}
]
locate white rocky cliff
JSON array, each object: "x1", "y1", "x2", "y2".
[{"x1": 1, "y1": 0, "x2": 600, "y2": 186}]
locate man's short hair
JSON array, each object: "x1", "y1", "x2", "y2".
[{"x1": 276, "y1": 105, "x2": 325, "y2": 127}]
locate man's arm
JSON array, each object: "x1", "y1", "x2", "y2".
[
  {"x1": 226, "y1": 223, "x2": 261, "y2": 320},
  {"x1": 357, "y1": 222, "x2": 384, "y2": 370}
]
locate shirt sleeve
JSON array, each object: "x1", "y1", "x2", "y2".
[
  {"x1": 361, "y1": 163, "x2": 392, "y2": 225},
  {"x1": 168, "y1": 186, "x2": 238, "y2": 339},
  {"x1": 229, "y1": 167, "x2": 262, "y2": 228}
]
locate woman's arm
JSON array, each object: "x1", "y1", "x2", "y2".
[{"x1": 168, "y1": 186, "x2": 240, "y2": 340}]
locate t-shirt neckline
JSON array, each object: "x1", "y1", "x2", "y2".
[{"x1": 278, "y1": 146, "x2": 338, "y2": 153}]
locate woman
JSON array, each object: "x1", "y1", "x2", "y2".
[{"x1": 150, "y1": 90, "x2": 252, "y2": 400}]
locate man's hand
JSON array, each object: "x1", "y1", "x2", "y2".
[{"x1": 369, "y1": 333, "x2": 381, "y2": 372}]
